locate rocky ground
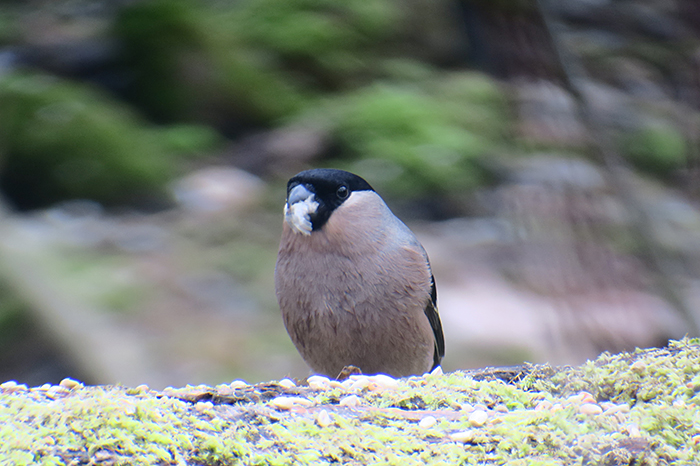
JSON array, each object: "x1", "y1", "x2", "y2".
[{"x1": 1, "y1": 339, "x2": 699, "y2": 465}]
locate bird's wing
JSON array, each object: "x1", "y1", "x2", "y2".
[
  {"x1": 398, "y1": 233, "x2": 445, "y2": 371},
  {"x1": 426, "y1": 273, "x2": 445, "y2": 370}
]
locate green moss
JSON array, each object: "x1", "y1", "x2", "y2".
[{"x1": 3, "y1": 340, "x2": 700, "y2": 464}]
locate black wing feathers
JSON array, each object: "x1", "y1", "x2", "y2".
[{"x1": 425, "y1": 274, "x2": 445, "y2": 370}]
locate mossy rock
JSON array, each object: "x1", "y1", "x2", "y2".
[
  {"x1": 2, "y1": 339, "x2": 700, "y2": 464},
  {"x1": 0, "y1": 72, "x2": 219, "y2": 209}
]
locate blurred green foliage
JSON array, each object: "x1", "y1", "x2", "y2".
[
  {"x1": 113, "y1": 0, "x2": 203, "y2": 122},
  {"x1": 326, "y1": 72, "x2": 507, "y2": 197},
  {"x1": 231, "y1": 0, "x2": 399, "y2": 87},
  {"x1": 0, "y1": 9, "x2": 18, "y2": 45},
  {"x1": 624, "y1": 122, "x2": 686, "y2": 174},
  {"x1": 113, "y1": 0, "x2": 405, "y2": 126},
  {"x1": 114, "y1": 0, "x2": 323, "y2": 125},
  {"x1": 112, "y1": 0, "x2": 507, "y2": 200},
  {"x1": 0, "y1": 0, "x2": 690, "y2": 211},
  {"x1": 0, "y1": 72, "x2": 220, "y2": 209},
  {"x1": 0, "y1": 0, "x2": 511, "y2": 209}
]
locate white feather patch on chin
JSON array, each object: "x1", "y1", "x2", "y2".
[{"x1": 284, "y1": 197, "x2": 318, "y2": 235}]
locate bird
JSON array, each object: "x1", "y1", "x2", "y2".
[{"x1": 274, "y1": 168, "x2": 444, "y2": 378}]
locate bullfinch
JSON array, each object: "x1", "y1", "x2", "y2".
[{"x1": 275, "y1": 168, "x2": 445, "y2": 378}]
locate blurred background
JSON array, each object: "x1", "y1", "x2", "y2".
[{"x1": 0, "y1": 0, "x2": 699, "y2": 389}]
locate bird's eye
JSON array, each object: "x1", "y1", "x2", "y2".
[{"x1": 336, "y1": 185, "x2": 349, "y2": 200}]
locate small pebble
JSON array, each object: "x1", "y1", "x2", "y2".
[
  {"x1": 316, "y1": 409, "x2": 333, "y2": 427},
  {"x1": 59, "y1": 378, "x2": 83, "y2": 390},
  {"x1": 1, "y1": 381, "x2": 17, "y2": 390},
  {"x1": 339, "y1": 395, "x2": 361, "y2": 407},
  {"x1": 579, "y1": 403, "x2": 603, "y2": 415},
  {"x1": 602, "y1": 403, "x2": 629, "y2": 415},
  {"x1": 46, "y1": 385, "x2": 69, "y2": 398},
  {"x1": 135, "y1": 384, "x2": 150, "y2": 392},
  {"x1": 602, "y1": 405, "x2": 620, "y2": 415},
  {"x1": 419, "y1": 416, "x2": 437, "y2": 429},
  {"x1": 630, "y1": 361, "x2": 645, "y2": 374},
  {"x1": 566, "y1": 391, "x2": 595, "y2": 404},
  {"x1": 468, "y1": 409, "x2": 488, "y2": 427},
  {"x1": 270, "y1": 396, "x2": 313, "y2": 410},
  {"x1": 340, "y1": 378, "x2": 354, "y2": 390},
  {"x1": 449, "y1": 430, "x2": 475, "y2": 443},
  {"x1": 278, "y1": 378, "x2": 296, "y2": 389},
  {"x1": 123, "y1": 404, "x2": 137, "y2": 416},
  {"x1": 494, "y1": 404, "x2": 509, "y2": 413},
  {"x1": 215, "y1": 385, "x2": 235, "y2": 396},
  {"x1": 307, "y1": 375, "x2": 331, "y2": 391},
  {"x1": 1, "y1": 381, "x2": 27, "y2": 393},
  {"x1": 195, "y1": 401, "x2": 214, "y2": 413},
  {"x1": 230, "y1": 380, "x2": 248, "y2": 389},
  {"x1": 368, "y1": 374, "x2": 399, "y2": 391},
  {"x1": 626, "y1": 424, "x2": 641, "y2": 438},
  {"x1": 550, "y1": 403, "x2": 563, "y2": 413},
  {"x1": 460, "y1": 403, "x2": 475, "y2": 413},
  {"x1": 347, "y1": 376, "x2": 370, "y2": 392}
]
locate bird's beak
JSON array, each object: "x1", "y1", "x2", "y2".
[{"x1": 284, "y1": 184, "x2": 318, "y2": 235}]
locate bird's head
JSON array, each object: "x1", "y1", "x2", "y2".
[{"x1": 284, "y1": 169, "x2": 374, "y2": 235}]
